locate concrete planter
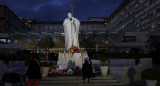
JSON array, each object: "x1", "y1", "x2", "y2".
[
  {"x1": 4, "y1": 83, "x2": 12, "y2": 86},
  {"x1": 41, "y1": 67, "x2": 50, "y2": 78},
  {"x1": 145, "y1": 80, "x2": 157, "y2": 86},
  {"x1": 4, "y1": 82, "x2": 20, "y2": 86},
  {"x1": 100, "y1": 66, "x2": 109, "y2": 76}
]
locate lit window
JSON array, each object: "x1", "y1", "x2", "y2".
[
  {"x1": 0, "y1": 39, "x2": 7, "y2": 43},
  {"x1": 122, "y1": 25, "x2": 125, "y2": 28},
  {"x1": 7, "y1": 39, "x2": 11, "y2": 43},
  {"x1": 27, "y1": 20, "x2": 32, "y2": 23},
  {"x1": 152, "y1": 24, "x2": 156, "y2": 29}
]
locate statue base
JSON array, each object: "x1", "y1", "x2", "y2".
[{"x1": 57, "y1": 50, "x2": 88, "y2": 69}]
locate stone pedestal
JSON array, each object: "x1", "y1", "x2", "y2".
[{"x1": 57, "y1": 50, "x2": 88, "y2": 69}]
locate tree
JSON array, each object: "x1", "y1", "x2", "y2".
[
  {"x1": 148, "y1": 36, "x2": 160, "y2": 53},
  {"x1": 148, "y1": 35, "x2": 160, "y2": 64},
  {"x1": 37, "y1": 36, "x2": 55, "y2": 50},
  {"x1": 80, "y1": 37, "x2": 96, "y2": 51}
]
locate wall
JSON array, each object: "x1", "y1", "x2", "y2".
[{"x1": 109, "y1": 58, "x2": 153, "y2": 85}]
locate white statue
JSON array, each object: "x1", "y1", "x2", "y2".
[{"x1": 63, "y1": 13, "x2": 80, "y2": 50}]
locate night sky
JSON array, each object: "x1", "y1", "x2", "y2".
[{"x1": 1, "y1": 0, "x2": 124, "y2": 21}]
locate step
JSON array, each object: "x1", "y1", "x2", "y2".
[
  {"x1": 41, "y1": 76, "x2": 114, "y2": 80},
  {"x1": 39, "y1": 79, "x2": 118, "y2": 84},
  {"x1": 39, "y1": 83, "x2": 124, "y2": 86},
  {"x1": 39, "y1": 76, "x2": 122, "y2": 86}
]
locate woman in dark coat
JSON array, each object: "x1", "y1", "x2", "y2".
[
  {"x1": 82, "y1": 60, "x2": 93, "y2": 83},
  {"x1": 26, "y1": 53, "x2": 41, "y2": 86}
]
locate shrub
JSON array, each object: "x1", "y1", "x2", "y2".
[
  {"x1": 2, "y1": 73, "x2": 21, "y2": 83},
  {"x1": 90, "y1": 54, "x2": 99, "y2": 60},
  {"x1": 142, "y1": 68, "x2": 160, "y2": 80},
  {"x1": 41, "y1": 61, "x2": 52, "y2": 67},
  {"x1": 0, "y1": 54, "x2": 32, "y2": 61},
  {"x1": 48, "y1": 53, "x2": 58, "y2": 61},
  {"x1": 100, "y1": 54, "x2": 109, "y2": 66}
]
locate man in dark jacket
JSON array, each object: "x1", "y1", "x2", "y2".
[
  {"x1": 82, "y1": 60, "x2": 93, "y2": 83},
  {"x1": 26, "y1": 53, "x2": 41, "y2": 86}
]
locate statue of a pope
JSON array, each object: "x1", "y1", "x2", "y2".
[{"x1": 63, "y1": 13, "x2": 80, "y2": 50}]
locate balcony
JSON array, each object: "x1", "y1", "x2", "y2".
[
  {"x1": 135, "y1": 14, "x2": 139, "y2": 19},
  {"x1": 135, "y1": 4, "x2": 138, "y2": 8},
  {"x1": 139, "y1": 10, "x2": 144, "y2": 16},
  {"x1": 0, "y1": 33, "x2": 10, "y2": 38},
  {"x1": 111, "y1": 42, "x2": 146, "y2": 47},
  {"x1": 156, "y1": 0, "x2": 160, "y2": 5},
  {"x1": 144, "y1": 7, "x2": 149, "y2": 13},
  {"x1": 157, "y1": 13, "x2": 160, "y2": 17},
  {"x1": 0, "y1": 44, "x2": 27, "y2": 49},
  {"x1": 141, "y1": 21, "x2": 145, "y2": 25},
  {"x1": 145, "y1": 19, "x2": 150, "y2": 23},
  {"x1": 149, "y1": 3, "x2": 155, "y2": 9}
]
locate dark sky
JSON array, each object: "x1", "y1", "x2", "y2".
[{"x1": 1, "y1": 0, "x2": 124, "y2": 21}]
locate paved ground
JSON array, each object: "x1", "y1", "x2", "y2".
[
  {"x1": 0, "y1": 81, "x2": 4, "y2": 86},
  {"x1": 127, "y1": 80, "x2": 160, "y2": 86},
  {"x1": 0, "y1": 79, "x2": 160, "y2": 86},
  {"x1": 1, "y1": 65, "x2": 160, "y2": 86}
]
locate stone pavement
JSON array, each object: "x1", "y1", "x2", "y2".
[
  {"x1": 0, "y1": 77, "x2": 159, "y2": 86},
  {"x1": 128, "y1": 80, "x2": 160, "y2": 86},
  {"x1": 0, "y1": 81, "x2": 4, "y2": 86}
]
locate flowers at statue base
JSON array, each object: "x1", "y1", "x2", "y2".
[
  {"x1": 50, "y1": 69, "x2": 57, "y2": 74},
  {"x1": 69, "y1": 48, "x2": 74, "y2": 53},
  {"x1": 73, "y1": 46, "x2": 80, "y2": 53},
  {"x1": 50, "y1": 69, "x2": 58, "y2": 74},
  {"x1": 69, "y1": 46, "x2": 79, "y2": 53},
  {"x1": 50, "y1": 69, "x2": 69, "y2": 74},
  {"x1": 73, "y1": 46, "x2": 78, "y2": 51},
  {"x1": 49, "y1": 66, "x2": 68, "y2": 74},
  {"x1": 63, "y1": 69, "x2": 68, "y2": 74}
]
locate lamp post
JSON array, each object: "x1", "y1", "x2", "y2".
[{"x1": 96, "y1": 43, "x2": 98, "y2": 52}]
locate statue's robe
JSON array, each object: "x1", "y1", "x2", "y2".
[{"x1": 63, "y1": 17, "x2": 80, "y2": 50}]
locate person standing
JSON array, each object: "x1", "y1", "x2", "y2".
[
  {"x1": 82, "y1": 60, "x2": 93, "y2": 83},
  {"x1": 26, "y1": 53, "x2": 41, "y2": 86}
]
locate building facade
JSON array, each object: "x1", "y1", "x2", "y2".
[
  {"x1": 0, "y1": 5, "x2": 30, "y2": 33},
  {"x1": 107, "y1": 0, "x2": 160, "y2": 34},
  {"x1": 0, "y1": 5, "x2": 31, "y2": 54},
  {"x1": 106, "y1": 0, "x2": 160, "y2": 53},
  {"x1": 29, "y1": 17, "x2": 107, "y2": 34},
  {"x1": 26, "y1": 17, "x2": 107, "y2": 49}
]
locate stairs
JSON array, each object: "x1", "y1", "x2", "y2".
[{"x1": 39, "y1": 75, "x2": 124, "y2": 86}]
